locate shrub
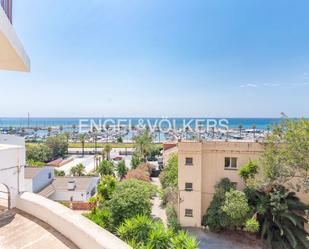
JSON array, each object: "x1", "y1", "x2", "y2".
[
  {"x1": 97, "y1": 175, "x2": 117, "y2": 202},
  {"x1": 221, "y1": 189, "x2": 250, "y2": 229},
  {"x1": 238, "y1": 160, "x2": 259, "y2": 182},
  {"x1": 125, "y1": 163, "x2": 153, "y2": 182},
  {"x1": 117, "y1": 215, "x2": 153, "y2": 245},
  {"x1": 244, "y1": 218, "x2": 260, "y2": 233},
  {"x1": 26, "y1": 159, "x2": 45, "y2": 167},
  {"x1": 202, "y1": 178, "x2": 235, "y2": 231},
  {"x1": 160, "y1": 187, "x2": 177, "y2": 206},
  {"x1": 108, "y1": 179, "x2": 154, "y2": 226},
  {"x1": 84, "y1": 207, "x2": 112, "y2": 231},
  {"x1": 45, "y1": 134, "x2": 68, "y2": 159},
  {"x1": 116, "y1": 160, "x2": 128, "y2": 179},
  {"x1": 247, "y1": 186, "x2": 309, "y2": 249},
  {"x1": 97, "y1": 160, "x2": 114, "y2": 176},
  {"x1": 166, "y1": 204, "x2": 181, "y2": 233},
  {"x1": 170, "y1": 231, "x2": 199, "y2": 249},
  {"x1": 131, "y1": 153, "x2": 141, "y2": 169},
  {"x1": 26, "y1": 144, "x2": 52, "y2": 162},
  {"x1": 160, "y1": 153, "x2": 178, "y2": 189}
]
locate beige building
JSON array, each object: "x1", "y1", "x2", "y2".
[{"x1": 178, "y1": 140, "x2": 309, "y2": 227}]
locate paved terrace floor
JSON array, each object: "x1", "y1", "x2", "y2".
[{"x1": 0, "y1": 209, "x2": 79, "y2": 249}]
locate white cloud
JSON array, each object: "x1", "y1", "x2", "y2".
[{"x1": 240, "y1": 83, "x2": 258, "y2": 88}]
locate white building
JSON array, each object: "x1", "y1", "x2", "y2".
[
  {"x1": 24, "y1": 166, "x2": 54, "y2": 193},
  {"x1": 0, "y1": 135, "x2": 25, "y2": 209},
  {"x1": 0, "y1": 0, "x2": 30, "y2": 71}
]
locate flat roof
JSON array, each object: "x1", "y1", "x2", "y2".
[{"x1": 24, "y1": 167, "x2": 43, "y2": 179}]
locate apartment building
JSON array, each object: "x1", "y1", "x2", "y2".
[{"x1": 178, "y1": 140, "x2": 264, "y2": 227}]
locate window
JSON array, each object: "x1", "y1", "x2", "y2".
[
  {"x1": 185, "y1": 157, "x2": 193, "y2": 165},
  {"x1": 185, "y1": 182, "x2": 193, "y2": 191},
  {"x1": 185, "y1": 209, "x2": 193, "y2": 217},
  {"x1": 224, "y1": 157, "x2": 237, "y2": 169}
]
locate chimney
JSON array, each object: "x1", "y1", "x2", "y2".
[{"x1": 67, "y1": 179, "x2": 76, "y2": 191}]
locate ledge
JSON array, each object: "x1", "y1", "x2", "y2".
[{"x1": 16, "y1": 192, "x2": 132, "y2": 249}]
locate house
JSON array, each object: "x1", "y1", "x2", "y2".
[
  {"x1": 24, "y1": 166, "x2": 54, "y2": 193},
  {"x1": 24, "y1": 166, "x2": 99, "y2": 203},
  {"x1": 39, "y1": 176, "x2": 100, "y2": 202},
  {"x1": 177, "y1": 140, "x2": 309, "y2": 227}
]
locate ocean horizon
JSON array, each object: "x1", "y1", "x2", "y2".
[{"x1": 0, "y1": 117, "x2": 304, "y2": 129}]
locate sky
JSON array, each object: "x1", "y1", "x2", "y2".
[{"x1": 1, "y1": 0, "x2": 309, "y2": 118}]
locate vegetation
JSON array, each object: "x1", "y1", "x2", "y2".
[
  {"x1": 107, "y1": 179, "x2": 155, "y2": 227},
  {"x1": 238, "y1": 160, "x2": 259, "y2": 183},
  {"x1": 26, "y1": 143, "x2": 52, "y2": 163},
  {"x1": 116, "y1": 160, "x2": 128, "y2": 180},
  {"x1": 45, "y1": 134, "x2": 68, "y2": 159},
  {"x1": 54, "y1": 169, "x2": 65, "y2": 176},
  {"x1": 160, "y1": 153, "x2": 178, "y2": 189},
  {"x1": 97, "y1": 160, "x2": 115, "y2": 176},
  {"x1": 125, "y1": 163, "x2": 153, "y2": 182},
  {"x1": 67, "y1": 142, "x2": 136, "y2": 149},
  {"x1": 97, "y1": 175, "x2": 117, "y2": 202},
  {"x1": 261, "y1": 118, "x2": 309, "y2": 192},
  {"x1": 221, "y1": 189, "x2": 251, "y2": 229},
  {"x1": 202, "y1": 178, "x2": 236, "y2": 231},
  {"x1": 133, "y1": 130, "x2": 153, "y2": 162},
  {"x1": 104, "y1": 144, "x2": 112, "y2": 160},
  {"x1": 244, "y1": 217, "x2": 260, "y2": 233},
  {"x1": 131, "y1": 153, "x2": 141, "y2": 169},
  {"x1": 70, "y1": 163, "x2": 85, "y2": 176},
  {"x1": 245, "y1": 185, "x2": 309, "y2": 249},
  {"x1": 117, "y1": 215, "x2": 198, "y2": 249},
  {"x1": 26, "y1": 159, "x2": 45, "y2": 167},
  {"x1": 166, "y1": 204, "x2": 181, "y2": 232}
]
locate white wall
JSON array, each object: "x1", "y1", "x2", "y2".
[
  {"x1": 0, "y1": 135, "x2": 25, "y2": 207},
  {"x1": 16, "y1": 192, "x2": 132, "y2": 249}
]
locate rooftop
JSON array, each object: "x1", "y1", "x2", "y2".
[
  {"x1": 0, "y1": 209, "x2": 79, "y2": 249},
  {"x1": 24, "y1": 166, "x2": 44, "y2": 179}
]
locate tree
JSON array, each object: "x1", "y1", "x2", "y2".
[
  {"x1": 47, "y1": 126, "x2": 52, "y2": 136},
  {"x1": 104, "y1": 144, "x2": 112, "y2": 161},
  {"x1": 79, "y1": 133, "x2": 86, "y2": 157},
  {"x1": 134, "y1": 130, "x2": 153, "y2": 162},
  {"x1": 246, "y1": 186, "x2": 309, "y2": 249},
  {"x1": 117, "y1": 160, "x2": 128, "y2": 180},
  {"x1": 97, "y1": 175, "x2": 117, "y2": 201},
  {"x1": 108, "y1": 179, "x2": 154, "y2": 226},
  {"x1": 117, "y1": 136, "x2": 123, "y2": 143},
  {"x1": 70, "y1": 163, "x2": 85, "y2": 176},
  {"x1": 160, "y1": 153, "x2": 178, "y2": 189},
  {"x1": 26, "y1": 144, "x2": 52, "y2": 162},
  {"x1": 261, "y1": 118, "x2": 309, "y2": 192},
  {"x1": 238, "y1": 160, "x2": 259, "y2": 183},
  {"x1": 97, "y1": 160, "x2": 114, "y2": 176},
  {"x1": 131, "y1": 153, "x2": 141, "y2": 169},
  {"x1": 252, "y1": 124, "x2": 257, "y2": 139},
  {"x1": 221, "y1": 189, "x2": 250, "y2": 229},
  {"x1": 45, "y1": 134, "x2": 68, "y2": 159}
]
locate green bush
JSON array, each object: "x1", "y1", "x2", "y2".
[
  {"x1": 26, "y1": 144, "x2": 52, "y2": 162},
  {"x1": 170, "y1": 231, "x2": 199, "y2": 249},
  {"x1": 238, "y1": 160, "x2": 259, "y2": 182},
  {"x1": 221, "y1": 189, "x2": 250, "y2": 228},
  {"x1": 97, "y1": 175, "x2": 117, "y2": 202},
  {"x1": 202, "y1": 178, "x2": 235, "y2": 231},
  {"x1": 97, "y1": 160, "x2": 115, "y2": 176},
  {"x1": 108, "y1": 179, "x2": 155, "y2": 226},
  {"x1": 160, "y1": 153, "x2": 178, "y2": 189},
  {"x1": 160, "y1": 187, "x2": 177, "y2": 207},
  {"x1": 166, "y1": 204, "x2": 181, "y2": 233},
  {"x1": 84, "y1": 207, "x2": 112, "y2": 231},
  {"x1": 244, "y1": 218, "x2": 260, "y2": 233},
  {"x1": 45, "y1": 134, "x2": 68, "y2": 159}
]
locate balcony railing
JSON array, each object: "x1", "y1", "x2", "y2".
[{"x1": 1, "y1": 0, "x2": 12, "y2": 23}]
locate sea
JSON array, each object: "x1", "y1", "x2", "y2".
[{"x1": 0, "y1": 117, "x2": 291, "y2": 129}]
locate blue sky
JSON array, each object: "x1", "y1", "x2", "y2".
[{"x1": 1, "y1": 0, "x2": 309, "y2": 117}]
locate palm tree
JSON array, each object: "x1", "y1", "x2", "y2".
[
  {"x1": 92, "y1": 126, "x2": 98, "y2": 155},
  {"x1": 252, "y1": 124, "x2": 256, "y2": 139},
  {"x1": 80, "y1": 133, "x2": 86, "y2": 157},
  {"x1": 238, "y1": 124, "x2": 243, "y2": 138},
  {"x1": 72, "y1": 124, "x2": 76, "y2": 133},
  {"x1": 71, "y1": 163, "x2": 85, "y2": 176},
  {"x1": 104, "y1": 144, "x2": 112, "y2": 161},
  {"x1": 47, "y1": 127, "x2": 52, "y2": 137},
  {"x1": 133, "y1": 131, "x2": 152, "y2": 162}
]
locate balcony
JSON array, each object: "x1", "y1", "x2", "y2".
[
  {"x1": 0, "y1": 0, "x2": 30, "y2": 72},
  {"x1": 1, "y1": 0, "x2": 12, "y2": 23}
]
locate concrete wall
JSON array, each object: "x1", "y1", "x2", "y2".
[
  {"x1": 0, "y1": 135, "x2": 25, "y2": 208},
  {"x1": 32, "y1": 167, "x2": 54, "y2": 193},
  {"x1": 0, "y1": 5, "x2": 30, "y2": 71},
  {"x1": 16, "y1": 192, "x2": 132, "y2": 249}
]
